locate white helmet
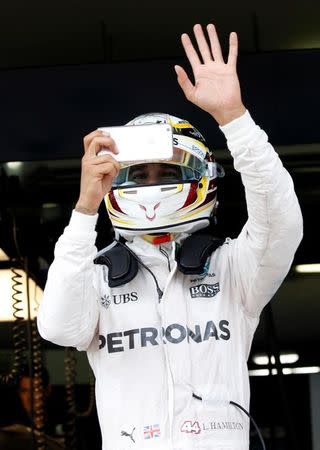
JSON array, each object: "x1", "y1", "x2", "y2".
[{"x1": 104, "y1": 113, "x2": 223, "y2": 239}]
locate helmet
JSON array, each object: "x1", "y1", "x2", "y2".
[{"x1": 104, "y1": 112, "x2": 223, "y2": 239}]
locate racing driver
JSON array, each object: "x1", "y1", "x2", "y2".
[{"x1": 38, "y1": 24, "x2": 303, "y2": 450}]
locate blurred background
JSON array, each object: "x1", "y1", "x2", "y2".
[{"x1": 0, "y1": 0, "x2": 319, "y2": 449}]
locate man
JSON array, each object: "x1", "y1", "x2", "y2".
[
  {"x1": 37, "y1": 24, "x2": 303, "y2": 449},
  {"x1": 16, "y1": 365, "x2": 52, "y2": 432},
  {"x1": 0, "y1": 365, "x2": 65, "y2": 450}
]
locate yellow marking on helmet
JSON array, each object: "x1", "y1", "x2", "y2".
[
  {"x1": 175, "y1": 177, "x2": 212, "y2": 219},
  {"x1": 196, "y1": 176, "x2": 208, "y2": 203},
  {"x1": 107, "y1": 211, "x2": 132, "y2": 226},
  {"x1": 111, "y1": 217, "x2": 132, "y2": 225},
  {"x1": 174, "y1": 123, "x2": 193, "y2": 129},
  {"x1": 105, "y1": 197, "x2": 130, "y2": 225},
  {"x1": 116, "y1": 185, "x2": 184, "y2": 197},
  {"x1": 179, "y1": 201, "x2": 214, "y2": 220}
]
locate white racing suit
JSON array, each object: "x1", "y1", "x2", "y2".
[{"x1": 37, "y1": 111, "x2": 303, "y2": 450}]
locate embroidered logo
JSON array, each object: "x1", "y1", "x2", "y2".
[
  {"x1": 190, "y1": 272, "x2": 216, "y2": 283},
  {"x1": 121, "y1": 427, "x2": 136, "y2": 443},
  {"x1": 190, "y1": 283, "x2": 220, "y2": 298},
  {"x1": 181, "y1": 420, "x2": 201, "y2": 434},
  {"x1": 144, "y1": 424, "x2": 160, "y2": 439},
  {"x1": 98, "y1": 319, "x2": 230, "y2": 352},
  {"x1": 100, "y1": 294, "x2": 111, "y2": 309},
  {"x1": 100, "y1": 292, "x2": 138, "y2": 309},
  {"x1": 181, "y1": 419, "x2": 244, "y2": 434}
]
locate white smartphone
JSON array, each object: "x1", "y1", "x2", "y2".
[{"x1": 97, "y1": 123, "x2": 173, "y2": 164}]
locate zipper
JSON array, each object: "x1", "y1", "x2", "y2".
[
  {"x1": 118, "y1": 240, "x2": 176, "y2": 448},
  {"x1": 159, "y1": 245, "x2": 171, "y2": 272},
  {"x1": 160, "y1": 257, "x2": 177, "y2": 450}
]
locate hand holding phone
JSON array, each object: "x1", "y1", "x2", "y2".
[
  {"x1": 97, "y1": 123, "x2": 173, "y2": 165},
  {"x1": 75, "y1": 130, "x2": 121, "y2": 215}
]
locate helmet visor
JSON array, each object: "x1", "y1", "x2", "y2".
[{"x1": 112, "y1": 147, "x2": 207, "y2": 188}]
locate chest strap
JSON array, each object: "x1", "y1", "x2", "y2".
[{"x1": 94, "y1": 234, "x2": 224, "y2": 287}]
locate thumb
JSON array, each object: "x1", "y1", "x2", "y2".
[{"x1": 174, "y1": 65, "x2": 194, "y2": 101}]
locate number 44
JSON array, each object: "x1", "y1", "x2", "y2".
[{"x1": 180, "y1": 420, "x2": 201, "y2": 434}]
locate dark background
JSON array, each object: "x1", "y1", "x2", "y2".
[{"x1": 0, "y1": 0, "x2": 319, "y2": 448}]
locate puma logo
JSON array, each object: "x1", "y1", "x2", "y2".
[{"x1": 121, "y1": 427, "x2": 136, "y2": 443}]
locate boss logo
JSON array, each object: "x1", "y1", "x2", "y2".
[{"x1": 190, "y1": 283, "x2": 220, "y2": 298}]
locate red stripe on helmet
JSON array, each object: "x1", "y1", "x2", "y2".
[
  {"x1": 179, "y1": 182, "x2": 198, "y2": 209},
  {"x1": 109, "y1": 191, "x2": 124, "y2": 213}
]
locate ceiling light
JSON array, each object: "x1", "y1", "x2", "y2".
[
  {"x1": 284, "y1": 367, "x2": 320, "y2": 375},
  {"x1": 0, "y1": 268, "x2": 43, "y2": 322},
  {"x1": 295, "y1": 264, "x2": 320, "y2": 273},
  {"x1": 253, "y1": 352, "x2": 299, "y2": 365},
  {"x1": 249, "y1": 367, "x2": 320, "y2": 376},
  {"x1": 6, "y1": 161, "x2": 23, "y2": 170},
  {"x1": 249, "y1": 369, "x2": 270, "y2": 377}
]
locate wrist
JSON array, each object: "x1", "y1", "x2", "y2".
[
  {"x1": 75, "y1": 201, "x2": 99, "y2": 216},
  {"x1": 211, "y1": 104, "x2": 246, "y2": 126}
]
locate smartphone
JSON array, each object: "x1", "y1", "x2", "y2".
[{"x1": 97, "y1": 123, "x2": 173, "y2": 165}]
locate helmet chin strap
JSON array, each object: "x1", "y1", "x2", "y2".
[{"x1": 142, "y1": 233, "x2": 174, "y2": 245}]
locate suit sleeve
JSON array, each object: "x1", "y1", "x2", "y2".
[
  {"x1": 37, "y1": 210, "x2": 100, "y2": 350},
  {"x1": 220, "y1": 110, "x2": 303, "y2": 317}
]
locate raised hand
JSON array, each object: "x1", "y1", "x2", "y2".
[
  {"x1": 75, "y1": 131, "x2": 121, "y2": 215},
  {"x1": 175, "y1": 24, "x2": 246, "y2": 126}
]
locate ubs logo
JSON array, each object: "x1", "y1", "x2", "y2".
[
  {"x1": 190, "y1": 283, "x2": 220, "y2": 298},
  {"x1": 100, "y1": 292, "x2": 138, "y2": 309}
]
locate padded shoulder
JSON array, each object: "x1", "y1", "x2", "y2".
[
  {"x1": 177, "y1": 233, "x2": 225, "y2": 275},
  {"x1": 94, "y1": 242, "x2": 139, "y2": 287},
  {"x1": 94, "y1": 234, "x2": 224, "y2": 287}
]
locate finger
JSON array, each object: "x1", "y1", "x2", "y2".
[
  {"x1": 181, "y1": 33, "x2": 201, "y2": 72},
  {"x1": 206, "y1": 24, "x2": 224, "y2": 62},
  {"x1": 227, "y1": 32, "x2": 238, "y2": 67},
  {"x1": 91, "y1": 153, "x2": 119, "y2": 166},
  {"x1": 86, "y1": 136, "x2": 118, "y2": 158},
  {"x1": 83, "y1": 130, "x2": 104, "y2": 153},
  {"x1": 92, "y1": 160, "x2": 120, "y2": 178},
  {"x1": 193, "y1": 23, "x2": 213, "y2": 63},
  {"x1": 174, "y1": 65, "x2": 195, "y2": 101}
]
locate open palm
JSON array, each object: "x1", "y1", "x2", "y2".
[{"x1": 175, "y1": 24, "x2": 245, "y2": 125}]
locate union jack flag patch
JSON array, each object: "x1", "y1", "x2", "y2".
[{"x1": 144, "y1": 424, "x2": 160, "y2": 439}]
